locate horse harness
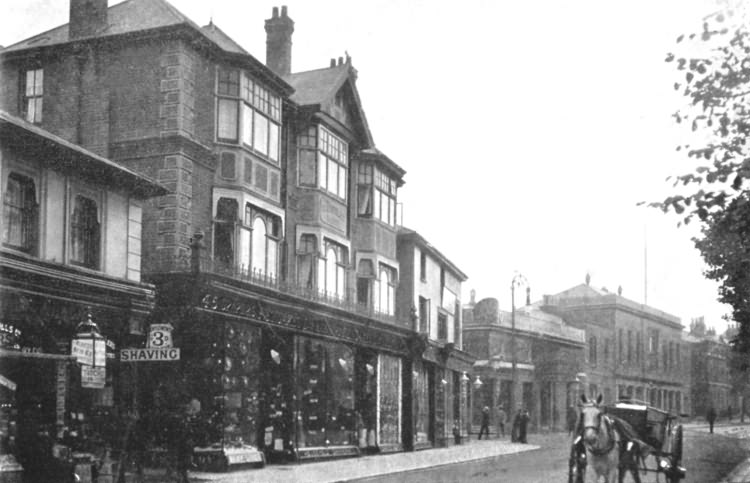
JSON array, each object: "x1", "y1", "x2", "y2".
[{"x1": 582, "y1": 411, "x2": 617, "y2": 456}]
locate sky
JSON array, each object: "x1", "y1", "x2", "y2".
[{"x1": 0, "y1": 0, "x2": 735, "y2": 332}]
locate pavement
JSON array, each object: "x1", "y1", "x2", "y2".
[
  {"x1": 695, "y1": 420, "x2": 750, "y2": 483},
  {"x1": 126, "y1": 435, "x2": 542, "y2": 482}
]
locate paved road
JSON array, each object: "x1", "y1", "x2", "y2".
[{"x1": 352, "y1": 424, "x2": 750, "y2": 483}]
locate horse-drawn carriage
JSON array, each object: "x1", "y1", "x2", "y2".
[{"x1": 569, "y1": 395, "x2": 686, "y2": 483}]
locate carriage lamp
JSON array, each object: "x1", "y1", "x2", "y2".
[
  {"x1": 73, "y1": 309, "x2": 105, "y2": 367},
  {"x1": 473, "y1": 376, "x2": 483, "y2": 390},
  {"x1": 461, "y1": 372, "x2": 470, "y2": 383}
]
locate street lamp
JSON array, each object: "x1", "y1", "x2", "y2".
[{"x1": 510, "y1": 273, "x2": 528, "y2": 413}]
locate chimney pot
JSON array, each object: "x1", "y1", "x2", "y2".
[
  {"x1": 265, "y1": 6, "x2": 294, "y2": 76},
  {"x1": 338, "y1": 56, "x2": 343, "y2": 66},
  {"x1": 330, "y1": 58, "x2": 336, "y2": 68}
]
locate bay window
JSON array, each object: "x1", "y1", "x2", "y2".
[
  {"x1": 357, "y1": 163, "x2": 397, "y2": 226},
  {"x1": 296, "y1": 125, "x2": 348, "y2": 200},
  {"x1": 2, "y1": 172, "x2": 38, "y2": 254},
  {"x1": 216, "y1": 68, "x2": 281, "y2": 162},
  {"x1": 213, "y1": 198, "x2": 280, "y2": 278}
]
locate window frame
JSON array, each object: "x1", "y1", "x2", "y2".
[
  {"x1": 2, "y1": 171, "x2": 39, "y2": 255},
  {"x1": 216, "y1": 67, "x2": 281, "y2": 163},
  {"x1": 21, "y1": 67, "x2": 44, "y2": 124},
  {"x1": 356, "y1": 162, "x2": 397, "y2": 226},
  {"x1": 69, "y1": 188, "x2": 102, "y2": 270}
]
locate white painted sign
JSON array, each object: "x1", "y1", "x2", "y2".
[
  {"x1": 81, "y1": 366, "x2": 106, "y2": 389},
  {"x1": 120, "y1": 348, "x2": 180, "y2": 361},
  {"x1": 148, "y1": 324, "x2": 174, "y2": 348},
  {"x1": 71, "y1": 339, "x2": 106, "y2": 366}
]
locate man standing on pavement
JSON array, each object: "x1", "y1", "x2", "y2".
[
  {"x1": 478, "y1": 406, "x2": 491, "y2": 440},
  {"x1": 707, "y1": 406, "x2": 717, "y2": 434},
  {"x1": 518, "y1": 407, "x2": 530, "y2": 444},
  {"x1": 496, "y1": 405, "x2": 506, "y2": 438}
]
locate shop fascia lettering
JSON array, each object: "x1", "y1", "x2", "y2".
[{"x1": 120, "y1": 348, "x2": 180, "y2": 361}]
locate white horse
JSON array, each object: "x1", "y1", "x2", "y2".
[{"x1": 580, "y1": 394, "x2": 620, "y2": 483}]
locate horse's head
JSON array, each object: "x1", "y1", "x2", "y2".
[{"x1": 579, "y1": 393, "x2": 604, "y2": 446}]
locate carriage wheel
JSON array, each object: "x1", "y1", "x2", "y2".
[{"x1": 668, "y1": 425, "x2": 684, "y2": 483}]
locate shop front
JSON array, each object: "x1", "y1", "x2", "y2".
[
  {"x1": 0, "y1": 271, "x2": 155, "y2": 483},
  {"x1": 152, "y1": 273, "x2": 412, "y2": 468}
]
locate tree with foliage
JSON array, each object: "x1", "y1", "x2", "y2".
[
  {"x1": 655, "y1": 1, "x2": 750, "y2": 412},
  {"x1": 654, "y1": 3, "x2": 750, "y2": 331}
]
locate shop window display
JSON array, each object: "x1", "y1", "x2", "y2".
[
  {"x1": 355, "y1": 351, "x2": 377, "y2": 450},
  {"x1": 220, "y1": 323, "x2": 261, "y2": 448},
  {"x1": 296, "y1": 337, "x2": 355, "y2": 448},
  {"x1": 378, "y1": 354, "x2": 401, "y2": 447},
  {"x1": 260, "y1": 333, "x2": 294, "y2": 458}
]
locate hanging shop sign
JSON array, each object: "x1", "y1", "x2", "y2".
[
  {"x1": 81, "y1": 366, "x2": 106, "y2": 389},
  {"x1": 147, "y1": 323, "x2": 174, "y2": 348},
  {"x1": 120, "y1": 347, "x2": 180, "y2": 361},
  {"x1": 71, "y1": 338, "x2": 107, "y2": 366}
]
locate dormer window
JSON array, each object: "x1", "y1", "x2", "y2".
[{"x1": 216, "y1": 68, "x2": 281, "y2": 162}]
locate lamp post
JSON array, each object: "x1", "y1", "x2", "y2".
[{"x1": 510, "y1": 273, "x2": 528, "y2": 414}]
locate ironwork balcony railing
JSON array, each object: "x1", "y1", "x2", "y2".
[{"x1": 145, "y1": 253, "x2": 398, "y2": 324}]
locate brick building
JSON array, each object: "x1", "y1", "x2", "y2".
[
  {"x1": 462, "y1": 293, "x2": 586, "y2": 433},
  {"x1": 0, "y1": 110, "x2": 166, "y2": 479},
  {"x1": 540, "y1": 280, "x2": 691, "y2": 416},
  {"x1": 0, "y1": 0, "x2": 473, "y2": 469}
]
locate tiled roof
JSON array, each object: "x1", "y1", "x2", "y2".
[
  {"x1": 2, "y1": 0, "x2": 197, "y2": 53},
  {"x1": 360, "y1": 147, "x2": 406, "y2": 182},
  {"x1": 284, "y1": 64, "x2": 351, "y2": 106},
  {"x1": 200, "y1": 22, "x2": 248, "y2": 55},
  {"x1": 397, "y1": 227, "x2": 467, "y2": 281}
]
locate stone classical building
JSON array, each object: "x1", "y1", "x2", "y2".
[
  {"x1": 463, "y1": 293, "x2": 585, "y2": 432},
  {"x1": 540, "y1": 281, "x2": 690, "y2": 415}
]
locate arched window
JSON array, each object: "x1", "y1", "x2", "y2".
[
  {"x1": 70, "y1": 195, "x2": 100, "y2": 269},
  {"x1": 2, "y1": 172, "x2": 38, "y2": 255},
  {"x1": 318, "y1": 240, "x2": 346, "y2": 299},
  {"x1": 326, "y1": 246, "x2": 338, "y2": 298},
  {"x1": 375, "y1": 265, "x2": 395, "y2": 315},
  {"x1": 589, "y1": 336, "x2": 597, "y2": 365},
  {"x1": 252, "y1": 217, "x2": 267, "y2": 275}
]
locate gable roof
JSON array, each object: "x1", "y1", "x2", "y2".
[
  {"x1": 200, "y1": 22, "x2": 248, "y2": 56},
  {"x1": 284, "y1": 62, "x2": 374, "y2": 147}
]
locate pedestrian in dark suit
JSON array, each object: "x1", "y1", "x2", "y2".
[
  {"x1": 518, "y1": 408, "x2": 530, "y2": 443},
  {"x1": 707, "y1": 406, "x2": 717, "y2": 434},
  {"x1": 478, "y1": 406, "x2": 491, "y2": 440}
]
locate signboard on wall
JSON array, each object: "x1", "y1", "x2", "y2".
[
  {"x1": 147, "y1": 324, "x2": 174, "y2": 349},
  {"x1": 120, "y1": 348, "x2": 180, "y2": 361}
]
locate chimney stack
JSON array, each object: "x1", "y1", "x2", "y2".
[
  {"x1": 70, "y1": 0, "x2": 108, "y2": 40},
  {"x1": 265, "y1": 5, "x2": 294, "y2": 76}
]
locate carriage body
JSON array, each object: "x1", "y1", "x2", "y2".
[{"x1": 569, "y1": 399, "x2": 685, "y2": 483}]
